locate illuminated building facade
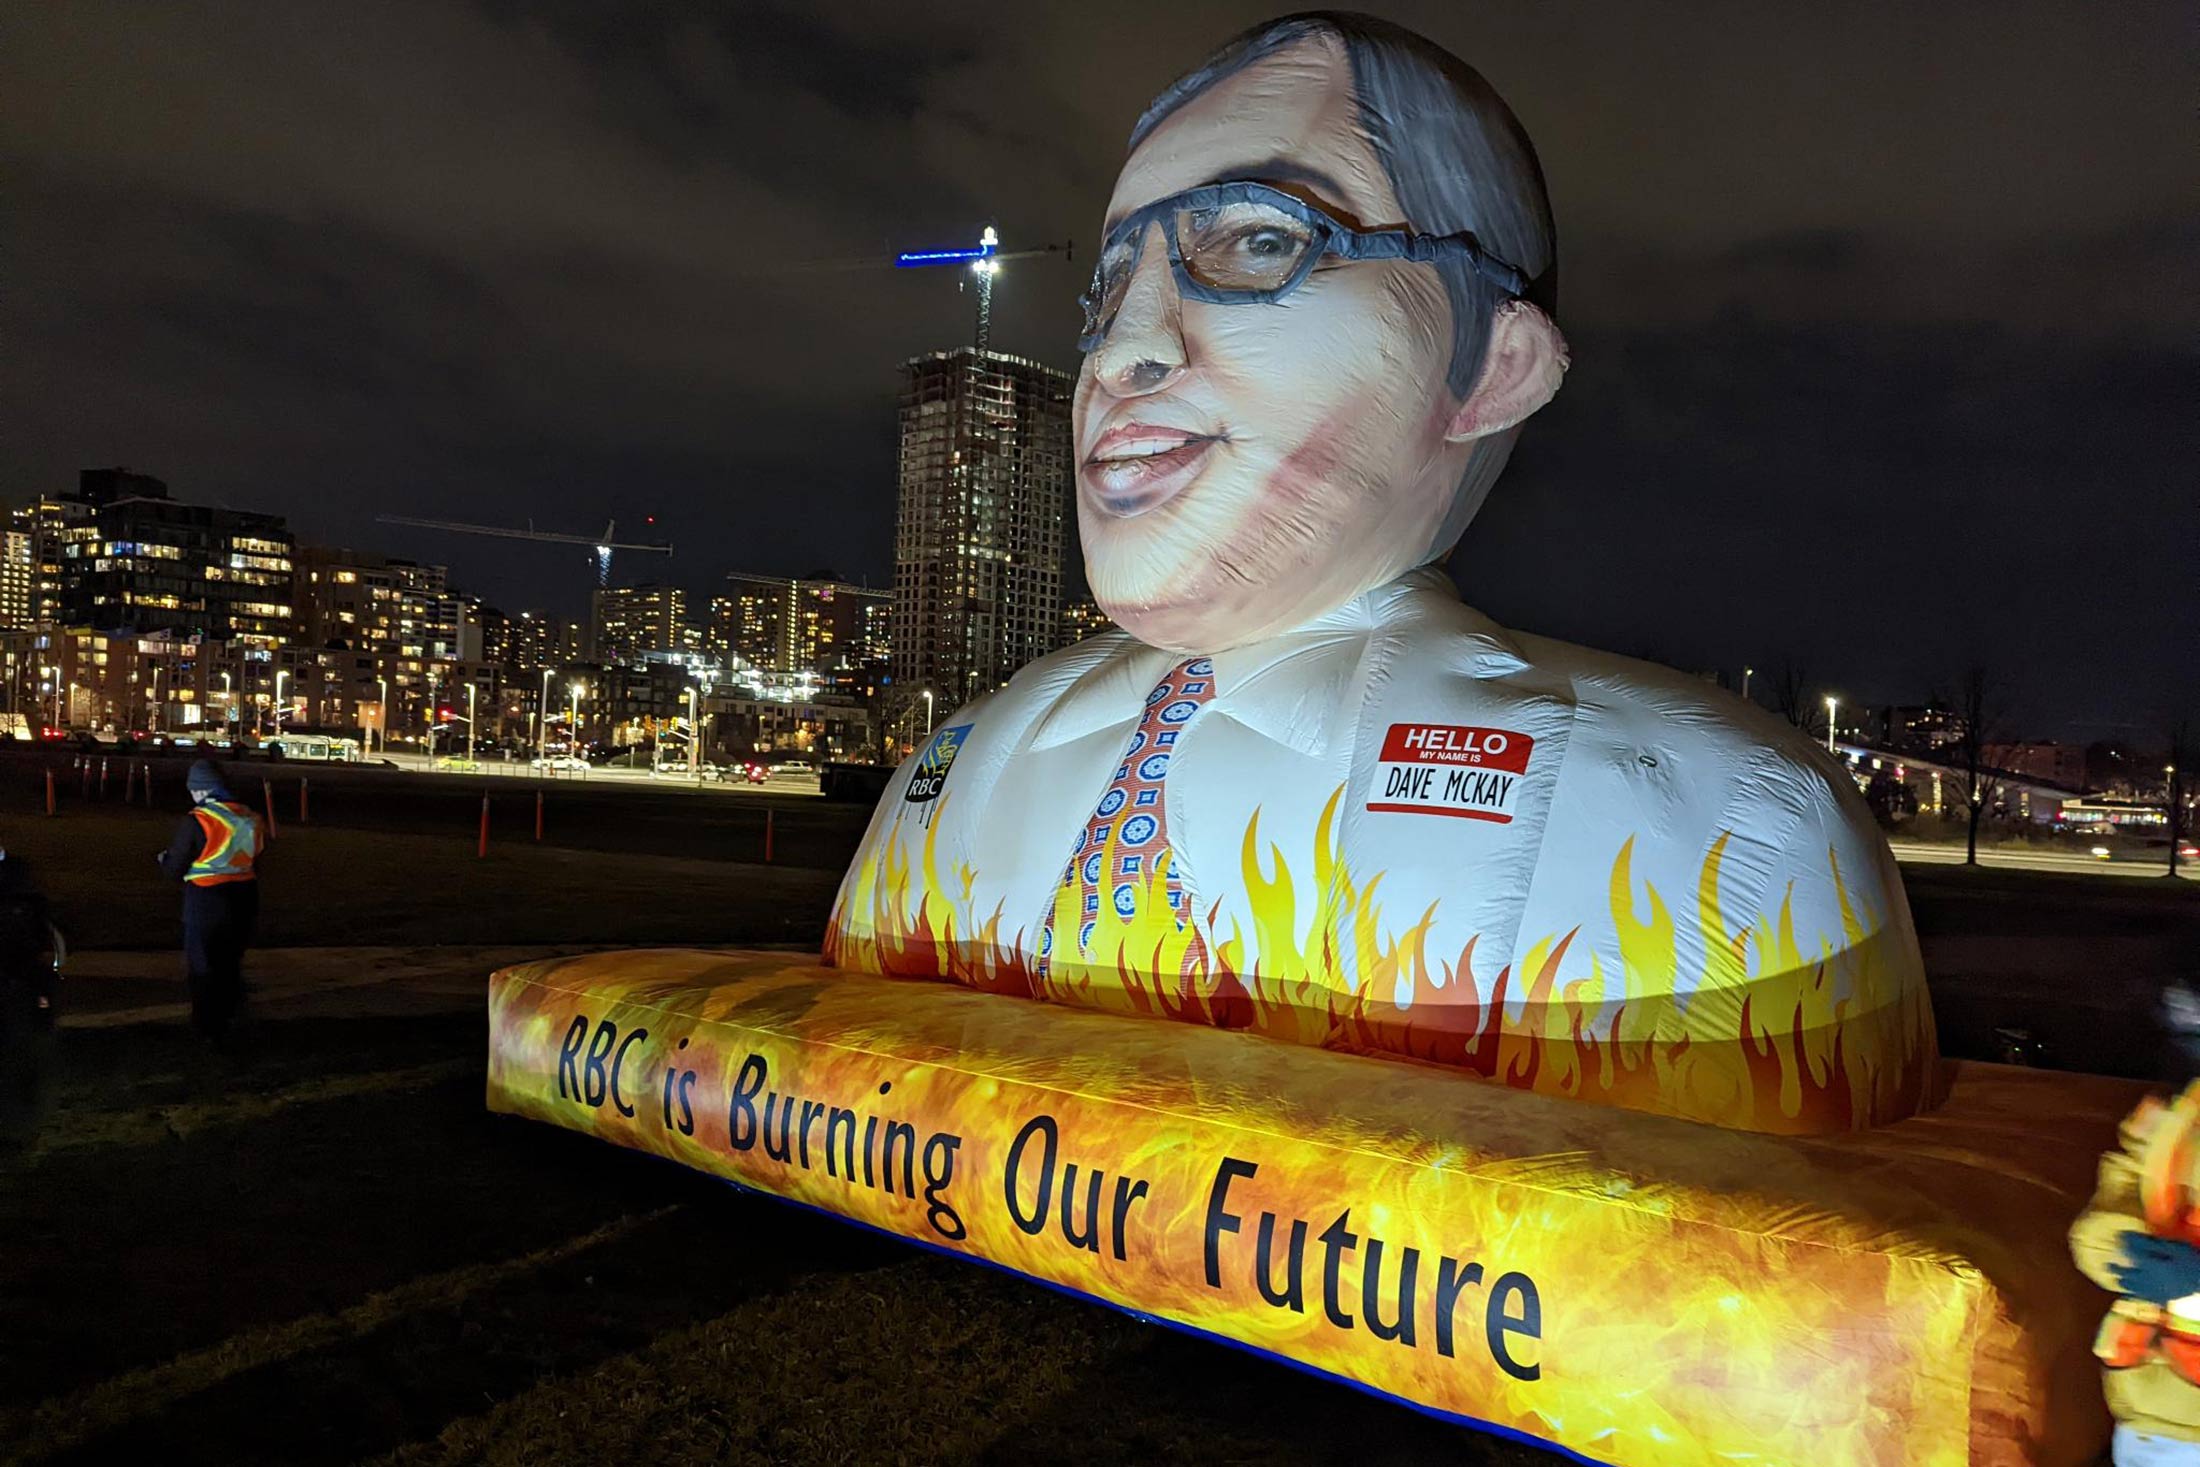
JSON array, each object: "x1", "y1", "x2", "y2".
[
  {"x1": 715, "y1": 573, "x2": 788, "y2": 670},
  {"x1": 711, "y1": 572, "x2": 889, "y2": 683},
  {"x1": 893, "y1": 348, "x2": 1071, "y2": 706},
  {"x1": 1059, "y1": 596, "x2": 1115, "y2": 647},
  {"x1": 506, "y1": 610, "x2": 586, "y2": 672},
  {"x1": 52, "y1": 470, "x2": 294, "y2": 647},
  {"x1": 591, "y1": 583, "x2": 691, "y2": 667},
  {"x1": 0, "y1": 521, "x2": 32, "y2": 630}
]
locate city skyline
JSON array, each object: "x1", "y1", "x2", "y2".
[{"x1": 2, "y1": 2, "x2": 2191, "y2": 738}]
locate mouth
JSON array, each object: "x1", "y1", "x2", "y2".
[{"x1": 1080, "y1": 427, "x2": 1223, "y2": 517}]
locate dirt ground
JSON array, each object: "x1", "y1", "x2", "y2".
[{"x1": 1, "y1": 756, "x2": 2193, "y2": 1464}]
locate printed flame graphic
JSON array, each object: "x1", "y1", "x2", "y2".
[{"x1": 827, "y1": 787, "x2": 1938, "y2": 1133}]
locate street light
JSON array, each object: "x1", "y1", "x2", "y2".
[
  {"x1": 1824, "y1": 695, "x2": 1839, "y2": 755},
  {"x1": 375, "y1": 676, "x2": 387, "y2": 754},
  {"x1": 466, "y1": 682, "x2": 477, "y2": 762},
  {"x1": 569, "y1": 681, "x2": 585, "y2": 759},
  {"x1": 427, "y1": 670, "x2": 440, "y2": 755},
  {"x1": 687, "y1": 684, "x2": 702, "y2": 782},
  {"x1": 220, "y1": 671, "x2": 233, "y2": 734},
  {"x1": 274, "y1": 669, "x2": 290, "y2": 739},
  {"x1": 2169, "y1": 765, "x2": 2182, "y2": 880},
  {"x1": 536, "y1": 668, "x2": 553, "y2": 765},
  {"x1": 922, "y1": 688, "x2": 934, "y2": 736},
  {"x1": 1741, "y1": 666, "x2": 1754, "y2": 702}
]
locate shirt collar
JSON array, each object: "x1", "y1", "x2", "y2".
[{"x1": 1028, "y1": 569, "x2": 1529, "y2": 757}]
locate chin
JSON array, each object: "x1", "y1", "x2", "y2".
[{"x1": 1093, "y1": 561, "x2": 1284, "y2": 654}]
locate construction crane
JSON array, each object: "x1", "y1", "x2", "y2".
[
  {"x1": 896, "y1": 226, "x2": 1073, "y2": 353},
  {"x1": 375, "y1": 514, "x2": 672, "y2": 588}
]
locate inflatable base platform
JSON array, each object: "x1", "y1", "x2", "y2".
[{"x1": 486, "y1": 949, "x2": 2138, "y2": 1466}]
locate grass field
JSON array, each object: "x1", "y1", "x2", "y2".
[
  {"x1": 1, "y1": 757, "x2": 2194, "y2": 1464},
  {"x1": 2, "y1": 971, "x2": 1554, "y2": 1467}
]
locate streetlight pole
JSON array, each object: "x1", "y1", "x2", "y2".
[
  {"x1": 1741, "y1": 666, "x2": 1753, "y2": 702},
  {"x1": 687, "y1": 685, "x2": 701, "y2": 783},
  {"x1": 569, "y1": 682, "x2": 584, "y2": 761},
  {"x1": 427, "y1": 670, "x2": 439, "y2": 757},
  {"x1": 1824, "y1": 695, "x2": 1839, "y2": 755},
  {"x1": 2169, "y1": 764, "x2": 2182, "y2": 880},
  {"x1": 375, "y1": 676, "x2": 387, "y2": 754},
  {"x1": 466, "y1": 682, "x2": 477, "y2": 763},
  {"x1": 536, "y1": 668, "x2": 552, "y2": 765},
  {"x1": 274, "y1": 668, "x2": 290, "y2": 743},
  {"x1": 922, "y1": 688, "x2": 934, "y2": 736}
]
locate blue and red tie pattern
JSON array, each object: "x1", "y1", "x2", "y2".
[{"x1": 1038, "y1": 657, "x2": 1217, "y2": 974}]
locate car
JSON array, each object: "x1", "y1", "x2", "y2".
[
  {"x1": 2090, "y1": 845, "x2": 2114, "y2": 860},
  {"x1": 529, "y1": 754, "x2": 592, "y2": 773}
]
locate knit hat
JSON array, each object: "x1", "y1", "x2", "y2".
[{"x1": 186, "y1": 759, "x2": 231, "y2": 799}]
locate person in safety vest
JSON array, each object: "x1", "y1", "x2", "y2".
[
  {"x1": 156, "y1": 759, "x2": 264, "y2": 1040},
  {"x1": 2073, "y1": 1007, "x2": 2200, "y2": 1466}
]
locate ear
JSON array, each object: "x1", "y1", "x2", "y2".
[{"x1": 1444, "y1": 301, "x2": 1569, "y2": 443}]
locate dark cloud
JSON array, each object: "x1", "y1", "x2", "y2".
[
  {"x1": 1715, "y1": 228, "x2": 1867, "y2": 274},
  {"x1": 0, "y1": 0, "x2": 2190, "y2": 734},
  {"x1": 1457, "y1": 316, "x2": 2199, "y2": 735}
]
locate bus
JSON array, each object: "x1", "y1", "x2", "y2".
[{"x1": 267, "y1": 733, "x2": 362, "y2": 763}]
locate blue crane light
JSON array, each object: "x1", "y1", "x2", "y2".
[
  {"x1": 895, "y1": 245, "x2": 993, "y2": 267},
  {"x1": 895, "y1": 225, "x2": 1000, "y2": 269}
]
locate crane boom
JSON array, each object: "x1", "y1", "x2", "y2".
[
  {"x1": 895, "y1": 226, "x2": 1074, "y2": 352},
  {"x1": 375, "y1": 515, "x2": 672, "y2": 553}
]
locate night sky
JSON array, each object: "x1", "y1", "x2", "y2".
[{"x1": 4, "y1": 2, "x2": 2192, "y2": 738}]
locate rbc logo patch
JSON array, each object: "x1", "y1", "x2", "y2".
[{"x1": 904, "y1": 724, "x2": 972, "y2": 804}]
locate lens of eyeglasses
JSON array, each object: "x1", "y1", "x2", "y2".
[
  {"x1": 1081, "y1": 230, "x2": 1143, "y2": 341},
  {"x1": 1176, "y1": 200, "x2": 1319, "y2": 292}
]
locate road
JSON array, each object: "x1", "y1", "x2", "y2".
[
  {"x1": 1889, "y1": 840, "x2": 2193, "y2": 879},
  {"x1": 378, "y1": 749, "x2": 824, "y2": 796}
]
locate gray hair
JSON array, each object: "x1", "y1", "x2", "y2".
[{"x1": 1129, "y1": 13, "x2": 1559, "y2": 558}]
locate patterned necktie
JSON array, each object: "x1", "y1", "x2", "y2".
[{"x1": 1039, "y1": 657, "x2": 1217, "y2": 977}]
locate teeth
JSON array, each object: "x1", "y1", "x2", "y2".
[{"x1": 1100, "y1": 438, "x2": 1196, "y2": 462}]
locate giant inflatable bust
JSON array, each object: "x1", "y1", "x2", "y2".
[{"x1": 830, "y1": 14, "x2": 1937, "y2": 1134}]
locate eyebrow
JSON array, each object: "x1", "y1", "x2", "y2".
[{"x1": 1103, "y1": 159, "x2": 1354, "y2": 234}]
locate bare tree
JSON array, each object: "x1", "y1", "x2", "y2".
[
  {"x1": 1942, "y1": 666, "x2": 2011, "y2": 868},
  {"x1": 1771, "y1": 662, "x2": 1813, "y2": 730}
]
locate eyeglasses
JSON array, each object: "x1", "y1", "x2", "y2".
[{"x1": 1077, "y1": 180, "x2": 1533, "y2": 352}]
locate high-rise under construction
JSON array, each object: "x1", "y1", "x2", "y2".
[{"x1": 892, "y1": 348, "x2": 1072, "y2": 713}]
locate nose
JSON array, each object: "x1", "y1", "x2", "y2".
[{"x1": 1088, "y1": 221, "x2": 1186, "y2": 399}]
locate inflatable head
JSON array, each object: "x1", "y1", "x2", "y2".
[{"x1": 1077, "y1": 13, "x2": 1567, "y2": 652}]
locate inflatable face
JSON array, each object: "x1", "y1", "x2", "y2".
[{"x1": 1075, "y1": 28, "x2": 1565, "y2": 652}]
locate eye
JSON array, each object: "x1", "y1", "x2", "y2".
[{"x1": 1235, "y1": 226, "x2": 1298, "y2": 258}]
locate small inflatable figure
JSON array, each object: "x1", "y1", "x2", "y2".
[
  {"x1": 2073, "y1": 1078, "x2": 2200, "y2": 1464},
  {"x1": 829, "y1": 13, "x2": 1937, "y2": 1133}
]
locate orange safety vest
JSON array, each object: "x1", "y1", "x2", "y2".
[
  {"x1": 2101, "y1": 1084, "x2": 2200, "y2": 1385},
  {"x1": 186, "y1": 800, "x2": 262, "y2": 886}
]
